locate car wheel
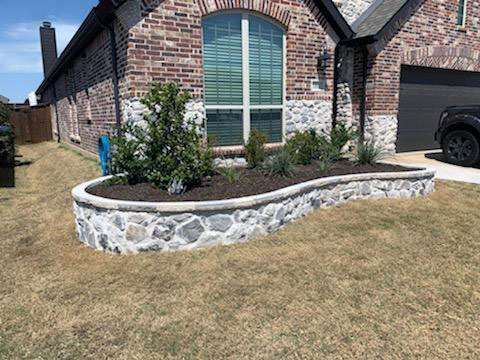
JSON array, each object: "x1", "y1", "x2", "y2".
[{"x1": 442, "y1": 130, "x2": 480, "y2": 167}]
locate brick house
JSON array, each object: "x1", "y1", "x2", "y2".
[
  {"x1": 37, "y1": 0, "x2": 352, "y2": 155},
  {"x1": 336, "y1": 0, "x2": 480, "y2": 153},
  {"x1": 37, "y1": 0, "x2": 480, "y2": 155}
]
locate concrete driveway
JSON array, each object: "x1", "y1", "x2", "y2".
[{"x1": 387, "y1": 150, "x2": 480, "y2": 184}]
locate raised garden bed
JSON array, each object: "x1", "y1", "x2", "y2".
[
  {"x1": 87, "y1": 161, "x2": 416, "y2": 202},
  {"x1": 73, "y1": 164, "x2": 435, "y2": 254}
]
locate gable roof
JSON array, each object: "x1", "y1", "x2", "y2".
[
  {"x1": 314, "y1": 0, "x2": 354, "y2": 40},
  {"x1": 37, "y1": 0, "x2": 353, "y2": 96},
  {"x1": 353, "y1": 0, "x2": 408, "y2": 38},
  {"x1": 349, "y1": 0, "x2": 423, "y2": 44}
]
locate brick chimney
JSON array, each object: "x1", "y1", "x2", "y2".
[{"x1": 39, "y1": 21, "x2": 58, "y2": 77}]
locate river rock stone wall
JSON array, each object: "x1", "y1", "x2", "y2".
[
  {"x1": 124, "y1": 97, "x2": 333, "y2": 140},
  {"x1": 285, "y1": 100, "x2": 333, "y2": 136},
  {"x1": 122, "y1": 97, "x2": 205, "y2": 128},
  {"x1": 73, "y1": 170, "x2": 435, "y2": 254},
  {"x1": 364, "y1": 115, "x2": 399, "y2": 154},
  {"x1": 333, "y1": 0, "x2": 376, "y2": 25}
]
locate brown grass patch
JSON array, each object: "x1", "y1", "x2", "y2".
[{"x1": 0, "y1": 142, "x2": 479, "y2": 359}]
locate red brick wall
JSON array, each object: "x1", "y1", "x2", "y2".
[
  {"x1": 126, "y1": 0, "x2": 338, "y2": 101},
  {"x1": 47, "y1": 18, "x2": 130, "y2": 153},
  {"x1": 353, "y1": 0, "x2": 480, "y2": 118}
]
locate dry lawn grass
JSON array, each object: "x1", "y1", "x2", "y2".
[{"x1": 0, "y1": 142, "x2": 479, "y2": 359}]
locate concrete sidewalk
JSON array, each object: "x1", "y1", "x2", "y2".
[{"x1": 387, "y1": 150, "x2": 480, "y2": 184}]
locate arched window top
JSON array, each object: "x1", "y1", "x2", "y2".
[
  {"x1": 203, "y1": 11, "x2": 286, "y2": 32},
  {"x1": 198, "y1": 0, "x2": 292, "y2": 28}
]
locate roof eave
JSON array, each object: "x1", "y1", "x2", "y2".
[
  {"x1": 36, "y1": 0, "x2": 123, "y2": 95},
  {"x1": 344, "y1": 0, "x2": 422, "y2": 51},
  {"x1": 314, "y1": 0, "x2": 354, "y2": 40}
]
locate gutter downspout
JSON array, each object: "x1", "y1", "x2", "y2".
[
  {"x1": 108, "y1": 24, "x2": 122, "y2": 135},
  {"x1": 332, "y1": 45, "x2": 340, "y2": 128},
  {"x1": 96, "y1": 8, "x2": 122, "y2": 135},
  {"x1": 359, "y1": 45, "x2": 368, "y2": 144},
  {"x1": 51, "y1": 84, "x2": 61, "y2": 142}
]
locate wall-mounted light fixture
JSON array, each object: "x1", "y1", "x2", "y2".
[{"x1": 317, "y1": 49, "x2": 330, "y2": 72}]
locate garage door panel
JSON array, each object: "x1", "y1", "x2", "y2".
[
  {"x1": 397, "y1": 65, "x2": 480, "y2": 152},
  {"x1": 399, "y1": 131, "x2": 437, "y2": 151},
  {"x1": 398, "y1": 109, "x2": 437, "y2": 127}
]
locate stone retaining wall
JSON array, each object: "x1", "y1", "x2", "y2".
[{"x1": 72, "y1": 168, "x2": 435, "y2": 254}]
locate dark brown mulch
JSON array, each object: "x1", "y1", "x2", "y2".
[{"x1": 87, "y1": 160, "x2": 419, "y2": 202}]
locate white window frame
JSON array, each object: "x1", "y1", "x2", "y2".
[
  {"x1": 458, "y1": 0, "x2": 468, "y2": 27},
  {"x1": 202, "y1": 12, "x2": 287, "y2": 147},
  {"x1": 68, "y1": 96, "x2": 81, "y2": 142}
]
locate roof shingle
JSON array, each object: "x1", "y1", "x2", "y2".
[{"x1": 352, "y1": 0, "x2": 409, "y2": 38}]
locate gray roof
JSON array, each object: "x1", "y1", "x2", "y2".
[{"x1": 352, "y1": 0, "x2": 409, "y2": 38}]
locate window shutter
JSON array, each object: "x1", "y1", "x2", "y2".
[
  {"x1": 249, "y1": 17, "x2": 283, "y2": 106},
  {"x1": 203, "y1": 14, "x2": 243, "y2": 105}
]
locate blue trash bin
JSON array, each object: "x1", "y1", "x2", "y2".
[{"x1": 98, "y1": 135, "x2": 111, "y2": 176}]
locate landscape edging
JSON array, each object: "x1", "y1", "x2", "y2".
[{"x1": 72, "y1": 167, "x2": 436, "y2": 254}]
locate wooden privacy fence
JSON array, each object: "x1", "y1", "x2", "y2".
[{"x1": 9, "y1": 105, "x2": 52, "y2": 145}]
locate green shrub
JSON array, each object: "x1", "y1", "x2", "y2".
[
  {"x1": 286, "y1": 129, "x2": 328, "y2": 165},
  {"x1": 262, "y1": 149, "x2": 294, "y2": 178},
  {"x1": 111, "y1": 122, "x2": 149, "y2": 185},
  {"x1": 286, "y1": 124, "x2": 357, "y2": 166},
  {"x1": 111, "y1": 82, "x2": 214, "y2": 191},
  {"x1": 0, "y1": 123, "x2": 15, "y2": 167},
  {"x1": 218, "y1": 166, "x2": 242, "y2": 183},
  {"x1": 244, "y1": 129, "x2": 266, "y2": 168},
  {"x1": 330, "y1": 122, "x2": 358, "y2": 154},
  {"x1": 0, "y1": 102, "x2": 11, "y2": 126},
  {"x1": 355, "y1": 140, "x2": 386, "y2": 165},
  {"x1": 317, "y1": 154, "x2": 333, "y2": 174}
]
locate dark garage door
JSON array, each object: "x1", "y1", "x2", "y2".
[{"x1": 397, "y1": 65, "x2": 480, "y2": 152}]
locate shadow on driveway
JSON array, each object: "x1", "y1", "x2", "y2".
[
  {"x1": 388, "y1": 150, "x2": 480, "y2": 184},
  {"x1": 424, "y1": 152, "x2": 480, "y2": 169}
]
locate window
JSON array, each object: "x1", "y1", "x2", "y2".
[
  {"x1": 457, "y1": 0, "x2": 467, "y2": 26},
  {"x1": 68, "y1": 96, "x2": 80, "y2": 141},
  {"x1": 203, "y1": 13, "x2": 285, "y2": 146}
]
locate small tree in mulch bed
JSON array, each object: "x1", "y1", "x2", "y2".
[
  {"x1": 111, "y1": 82, "x2": 214, "y2": 194},
  {"x1": 244, "y1": 129, "x2": 267, "y2": 169}
]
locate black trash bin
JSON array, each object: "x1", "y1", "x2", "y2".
[{"x1": 0, "y1": 124, "x2": 15, "y2": 188}]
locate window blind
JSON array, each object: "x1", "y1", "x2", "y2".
[
  {"x1": 249, "y1": 16, "x2": 283, "y2": 106},
  {"x1": 203, "y1": 14, "x2": 243, "y2": 105}
]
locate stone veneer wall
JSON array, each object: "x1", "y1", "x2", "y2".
[
  {"x1": 286, "y1": 100, "x2": 333, "y2": 135},
  {"x1": 72, "y1": 168, "x2": 435, "y2": 254},
  {"x1": 364, "y1": 115, "x2": 398, "y2": 154},
  {"x1": 122, "y1": 97, "x2": 205, "y2": 128},
  {"x1": 333, "y1": 0, "x2": 376, "y2": 24},
  {"x1": 123, "y1": 97, "x2": 333, "y2": 137},
  {"x1": 122, "y1": 97, "x2": 334, "y2": 165}
]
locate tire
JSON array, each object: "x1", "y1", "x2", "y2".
[{"x1": 442, "y1": 130, "x2": 480, "y2": 167}]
